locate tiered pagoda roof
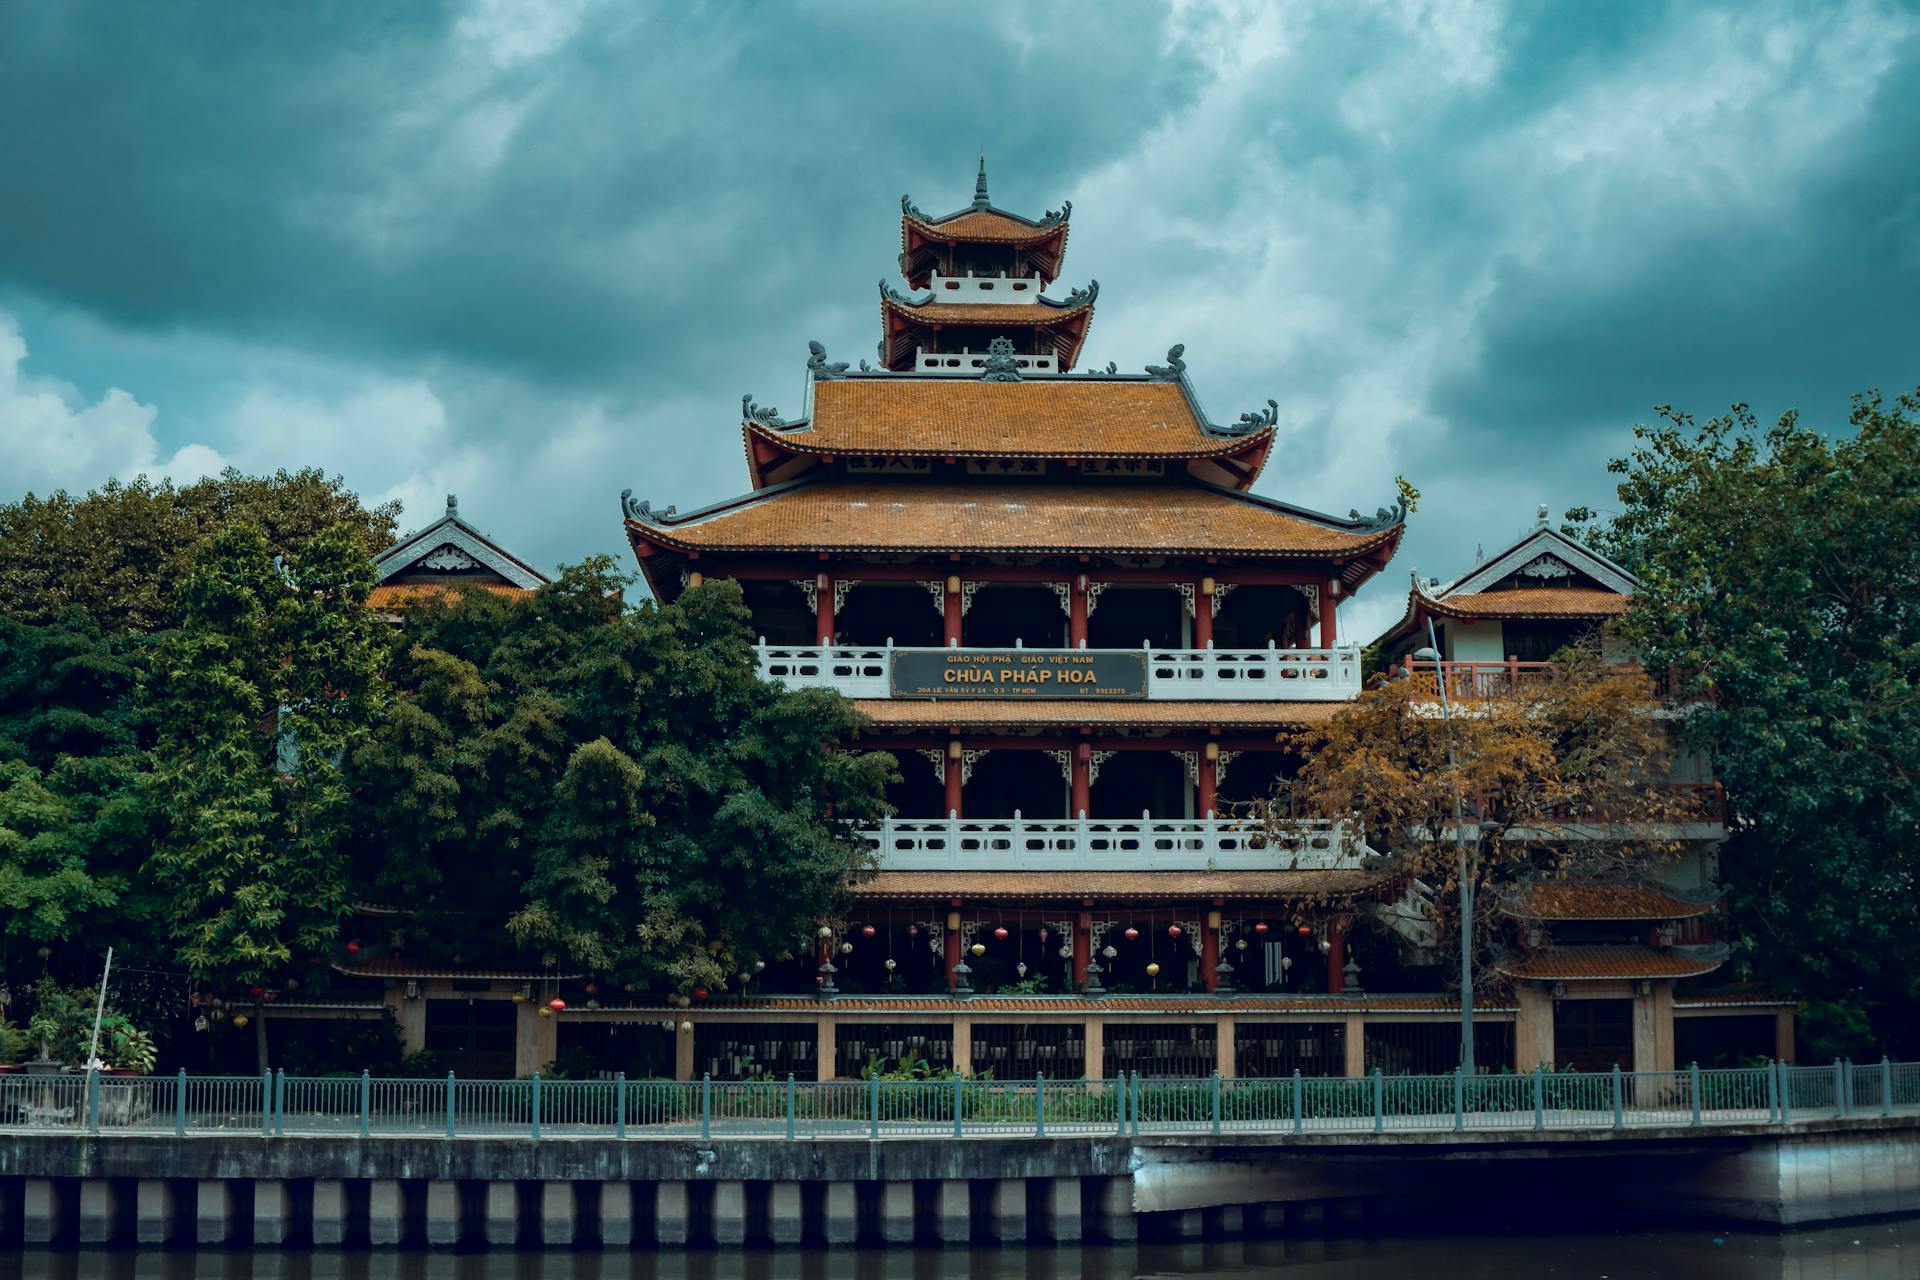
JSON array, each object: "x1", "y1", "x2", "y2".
[
  {"x1": 879, "y1": 282, "x2": 1096, "y2": 371},
  {"x1": 898, "y1": 160, "x2": 1071, "y2": 287}
]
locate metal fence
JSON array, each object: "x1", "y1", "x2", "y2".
[{"x1": 3, "y1": 1058, "x2": 1914, "y2": 1141}]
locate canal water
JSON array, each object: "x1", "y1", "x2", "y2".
[{"x1": 5, "y1": 1222, "x2": 1919, "y2": 1280}]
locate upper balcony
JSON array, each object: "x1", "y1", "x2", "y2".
[{"x1": 758, "y1": 642, "x2": 1363, "y2": 702}]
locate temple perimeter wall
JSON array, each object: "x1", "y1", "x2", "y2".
[{"x1": 3, "y1": 1117, "x2": 1916, "y2": 1248}]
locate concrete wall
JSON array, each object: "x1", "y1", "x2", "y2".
[{"x1": 2, "y1": 1118, "x2": 1912, "y2": 1248}]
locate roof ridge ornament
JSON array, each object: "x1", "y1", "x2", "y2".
[
  {"x1": 1348, "y1": 499, "x2": 1409, "y2": 532},
  {"x1": 1144, "y1": 344, "x2": 1187, "y2": 381},
  {"x1": 901, "y1": 193, "x2": 930, "y2": 222},
  {"x1": 979, "y1": 336, "x2": 1023, "y2": 382},
  {"x1": 806, "y1": 341, "x2": 849, "y2": 381},
  {"x1": 974, "y1": 154, "x2": 990, "y2": 208},
  {"x1": 1056, "y1": 279, "x2": 1098, "y2": 308},
  {"x1": 620, "y1": 491, "x2": 678, "y2": 523},
  {"x1": 1039, "y1": 200, "x2": 1071, "y2": 227},
  {"x1": 1224, "y1": 399, "x2": 1277, "y2": 435},
  {"x1": 879, "y1": 279, "x2": 931, "y2": 306},
  {"x1": 742, "y1": 393, "x2": 791, "y2": 430}
]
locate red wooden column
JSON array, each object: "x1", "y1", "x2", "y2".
[
  {"x1": 1319, "y1": 578, "x2": 1338, "y2": 648},
  {"x1": 944, "y1": 739, "x2": 964, "y2": 817},
  {"x1": 1202, "y1": 909, "x2": 1221, "y2": 992},
  {"x1": 1197, "y1": 744, "x2": 1219, "y2": 817},
  {"x1": 943, "y1": 575, "x2": 963, "y2": 646},
  {"x1": 1071, "y1": 743, "x2": 1091, "y2": 817},
  {"x1": 1193, "y1": 578, "x2": 1214, "y2": 649},
  {"x1": 1069, "y1": 576, "x2": 1089, "y2": 648},
  {"x1": 815, "y1": 572, "x2": 835, "y2": 645},
  {"x1": 1325, "y1": 916, "x2": 1348, "y2": 994},
  {"x1": 1074, "y1": 910, "x2": 1092, "y2": 991},
  {"x1": 945, "y1": 906, "x2": 961, "y2": 993}
]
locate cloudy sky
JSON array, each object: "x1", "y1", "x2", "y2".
[{"x1": 3, "y1": 0, "x2": 1917, "y2": 640}]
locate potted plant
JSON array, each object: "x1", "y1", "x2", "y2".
[
  {"x1": 24, "y1": 978, "x2": 103, "y2": 1072},
  {"x1": 0, "y1": 1014, "x2": 27, "y2": 1073},
  {"x1": 104, "y1": 1019, "x2": 157, "y2": 1075}
]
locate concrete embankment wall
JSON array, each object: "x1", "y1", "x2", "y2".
[{"x1": 2, "y1": 1118, "x2": 1915, "y2": 1248}]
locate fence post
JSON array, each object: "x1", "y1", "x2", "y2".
[
  {"x1": 1131, "y1": 1072, "x2": 1141, "y2": 1137},
  {"x1": 1371, "y1": 1068, "x2": 1383, "y2": 1135},
  {"x1": 260, "y1": 1069, "x2": 271, "y2": 1137},
  {"x1": 1610, "y1": 1066, "x2": 1623, "y2": 1129},
  {"x1": 358, "y1": 1069, "x2": 370, "y2": 1139},
  {"x1": 1210, "y1": 1072, "x2": 1221, "y2": 1137},
  {"x1": 1532, "y1": 1063, "x2": 1544, "y2": 1131},
  {"x1": 1882, "y1": 1056, "x2": 1894, "y2": 1118},
  {"x1": 1292, "y1": 1070, "x2": 1303, "y2": 1135},
  {"x1": 445, "y1": 1072, "x2": 456, "y2": 1139},
  {"x1": 1114, "y1": 1074, "x2": 1126, "y2": 1137},
  {"x1": 786, "y1": 1074, "x2": 796, "y2": 1141},
  {"x1": 954, "y1": 1072, "x2": 964, "y2": 1139},
  {"x1": 531, "y1": 1073, "x2": 542, "y2": 1142},
  {"x1": 1765, "y1": 1059, "x2": 1778, "y2": 1123},
  {"x1": 175, "y1": 1068, "x2": 187, "y2": 1136},
  {"x1": 86, "y1": 1068, "x2": 99, "y2": 1135},
  {"x1": 275, "y1": 1069, "x2": 285, "y2": 1137},
  {"x1": 1779, "y1": 1061, "x2": 1791, "y2": 1124},
  {"x1": 1037, "y1": 1074, "x2": 1047, "y2": 1139},
  {"x1": 1690, "y1": 1061, "x2": 1701, "y2": 1126},
  {"x1": 1835, "y1": 1058, "x2": 1847, "y2": 1118},
  {"x1": 869, "y1": 1070, "x2": 880, "y2": 1139},
  {"x1": 700, "y1": 1073, "x2": 711, "y2": 1142},
  {"x1": 1452, "y1": 1068, "x2": 1464, "y2": 1133}
]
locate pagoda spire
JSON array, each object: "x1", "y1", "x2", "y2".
[{"x1": 973, "y1": 153, "x2": 990, "y2": 209}]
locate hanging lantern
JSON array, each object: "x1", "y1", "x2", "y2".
[
  {"x1": 993, "y1": 926, "x2": 1009, "y2": 941},
  {"x1": 691, "y1": 988, "x2": 709, "y2": 1002},
  {"x1": 584, "y1": 982, "x2": 599, "y2": 996},
  {"x1": 753, "y1": 960, "x2": 765, "y2": 972},
  {"x1": 1297, "y1": 925, "x2": 1314, "y2": 937},
  {"x1": 680, "y1": 1020, "x2": 694, "y2": 1033},
  {"x1": 285, "y1": 978, "x2": 300, "y2": 991},
  {"x1": 511, "y1": 991, "x2": 528, "y2": 1004},
  {"x1": 1145, "y1": 963, "x2": 1160, "y2": 978},
  {"x1": 1167, "y1": 925, "x2": 1183, "y2": 939},
  {"x1": 884, "y1": 958, "x2": 897, "y2": 972},
  {"x1": 548, "y1": 998, "x2": 566, "y2": 1012},
  {"x1": 907, "y1": 925, "x2": 919, "y2": 939},
  {"x1": 345, "y1": 941, "x2": 361, "y2": 956},
  {"x1": 1038, "y1": 928, "x2": 1050, "y2": 943},
  {"x1": 1318, "y1": 938, "x2": 1332, "y2": 954},
  {"x1": 838, "y1": 942, "x2": 853, "y2": 955},
  {"x1": 1017, "y1": 962, "x2": 1028, "y2": 978},
  {"x1": 818, "y1": 926, "x2": 833, "y2": 939},
  {"x1": 737, "y1": 972, "x2": 750, "y2": 984},
  {"x1": 1235, "y1": 939, "x2": 1248, "y2": 951},
  {"x1": 861, "y1": 925, "x2": 876, "y2": 938},
  {"x1": 1124, "y1": 927, "x2": 1140, "y2": 942},
  {"x1": 248, "y1": 985, "x2": 265, "y2": 998},
  {"x1": 232, "y1": 1014, "x2": 250, "y2": 1028},
  {"x1": 1102, "y1": 945, "x2": 1118, "y2": 959},
  {"x1": 970, "y1": 943, "x2": 987, "y2": 957},
  {"x1": 193, "y1": 1015, "x2": 208, "y2": 1034},
  {"x1": 1253, "y1": 922, "x2": 1270, "y2": 936}
]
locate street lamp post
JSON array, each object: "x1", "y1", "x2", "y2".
[{"x1": 1414, "y1": 622, "x2": 1474, "y2": 1075}]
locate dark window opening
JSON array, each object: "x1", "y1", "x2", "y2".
[
  {"x1": 1553, "y1": 999, "x2": 1633, "y2": 1073},
  {"x1": 836, "y1": 1023, "x2": 953, "y2": 1077},
  {"x1": 1087, "y1": 749, "x2": 1186, "y2": 820},
  {"x1": 965, "y1": 585, "x2": 1066, "y2": 648},
  {"x1": 1213, "y1": 585, "x2": 1314, "y2": 649},
  {"x1": 1236, "y1": 1022, "x2": 1345, "y2": 1078},
  {"x1": 972, "y1": 1022, "x2": 1085, "y2": 1079},
  {"x1": 692, "y1": 1022, "x2": 816, "y2": 1081},
  {"x1": 424, "y1": 999, "x2": 517, "y2": 1078},
  {"x1": 887, "y1": 748, "x2": 946, "y2": 819},
  {"x1": 742, "y1": 581, "x2": 814, "y2": 646},
  {"x1": 1086, "y1": 586, "x2": 1182, "y2": 649},
  {"x1": 1103, "y1": 1023, "x2": 1216, "y2": 1077},
  {"x1": 837, "y1": 583, "x2": 943, "y2": 648},
  {"x1": 964, "y1": 750, "x2": 1066, "y2": 820}
]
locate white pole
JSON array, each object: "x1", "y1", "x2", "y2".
[{"x1": 86, "y1": 946, "x2": 114, "y2": 1070}]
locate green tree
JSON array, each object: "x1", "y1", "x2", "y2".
[
  {"x1": 1572, "y1": 391, "x2": 1920, "y2": 1055},
  {"x1": 146, "y1": 522, "x2": 389, "y2": 1065},
  {"x1": 346, "y1": 559, "x2": 894, "y2": 996},
  {"x1": 0, "y1": 469, "x2": 399, "y2": 634}
]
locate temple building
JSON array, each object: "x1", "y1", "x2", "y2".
[{"x1": 368, "y1": 493, "x2": 549, "y2": 615}]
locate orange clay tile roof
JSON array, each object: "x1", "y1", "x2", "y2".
[
  {"x1": 367, "y1": 582, "x2": 533, "y2": 608},
  {"x1": 566, "y1": 995, "x2": 1507, "y2": 1015},
  {"x1": 1432, "y1": 587, "x2": 1629, "y2": 620},
  {"x1": 853, "y1": 698, "x2": 1342, "y2": 731},
  {"x1": 626, "y1": 480, "x2": 1400, "y2": 560},
  {"x1": 333, "y1": 957, "x2": 584, "y2": 981},
  {"x1": 1493, "y1": 946, "x2": 1724, "y2": 981},
  {"x1": 760, "y1": 378, "x2": 1266, "y2": 460},
  {"x1": 1503, "y1": 883, "x2": 1714, "y2": 921},
  {"x1": 905, "y1": 208, "x2": 1067, "y2": 245},
  {"x1": 884, "y1": 299, "x2": 1089, "y2": 326},
  {"x1": 851, "y1": 869, "x2": 1393, "y2": 901}
]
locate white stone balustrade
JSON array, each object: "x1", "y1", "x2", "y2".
[
  {"x1": 861, "y1": 814, "x2": 1370, "y2": 871},
  {"x1": 756, "y1": 643, "x2": 1364, "y2": 702}
]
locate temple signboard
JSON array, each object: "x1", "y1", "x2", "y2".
[{"x1": 889, "y1": 649, "x2": 1149, "y2": 700}]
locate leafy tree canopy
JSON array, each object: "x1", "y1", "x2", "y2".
[
  {"x1": 1567, "y1": 391, "x2": 1920, "y2": 1052},
  {"x1": 346, "y1": 560, "x2": 894, "y2": 995},
  {"x1": 0, "y1": 468, "x2": 399, "y2": 634}
]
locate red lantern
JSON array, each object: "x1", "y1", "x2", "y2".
[
  {"x1": 993, "y1": 926, "x2": 1009, "y2": 941},
  {"x1": 1253, "y1": 922, "x2": 1270, "y2": 936},
  {"x1": 1297, "y1": 925, "x2": 1313, "y2": 937},
  {"x1": 1167, "y1": 925, "x2": 1183, "y2": 939},
  {"x1": 692, "y1": 987, "x2": 709, "y2": 1001},
  {"x1": 248, "y1": 985, "x2": 265, "y2": 998},
  {"x1": 861, "y1": 925, "x2": 876, "y2": 938},
  {"x1": 584, "y1": 982, "x2": 599, "y2": 996},
  {"x1": 1124, "y1": 927, "x2": 1140, "y2": 941},
  {"x1": 345, "y1": 941, "x2": 361, "y2": 956},
  {"x1": 547, "y1": 998, "x2": 566, "y2": 1012},
  {"x1": 908, "y1": 925, "x2": 919, "y2": 938}
]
